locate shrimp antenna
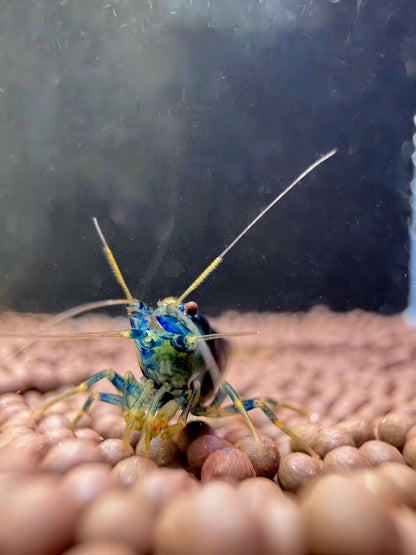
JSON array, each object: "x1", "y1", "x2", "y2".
[
  {"x1": 177, "y1": 148, "x2": 337, "y2": 303},
  {"x1": 1, "y1": 298, "x2": 135, "y2": 363},
  {"x1": 1, "y1": 329, "x2": 258, "y2": 341},
  {"x1": 2, "y1": 220, "x2": 140, "y2": 361},
  {"x1": 93, "y1": 217, "x2": 134, "y2": 302}
]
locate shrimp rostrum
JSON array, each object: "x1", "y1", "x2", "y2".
[{"x1": 29, "y1": 150, "x2": 336, "y2": 459}]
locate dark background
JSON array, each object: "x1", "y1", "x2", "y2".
[{"x1": 0, "y1": 0, "x2": 415, "y2": 316}]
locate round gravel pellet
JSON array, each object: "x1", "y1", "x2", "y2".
[
  {"x1": 0, "y1": 424, "x2": 36, "y2": 444},
  {"x1": 154, "y1": 481, "x2": 259, "y2": 555},
  {"x1": 132, "y1": 468, "x2": 199, "y2": 516},
  {"x1": 0, "y1": 397, "x2": 29, "y2": 419},
  {"x1": 406, "y1": 424, "x2": 416, "y2": 441},
  {"x1": 111, "y1": 456, "x2": 158, "y2": 487},
  {"x1": 323, "y1": 445, "x2": 373, "y2": 474},
  {"x1": 99, "y1": 438, "x2": 134, "y2": 465},
  {"x1": 0, "y1": 370, "x2": 28, "y2": 394},
  {"x1": 200, "y1": 447, "x2": 256, "y2": 482},
  {"x1": 359, "y1": 440, "x2": 405, "y2": 466},
  {"x1": 62, "y1": 462, "x2": 118, "y2": 506},
  {"x1": 237, "y1": 476, "x2": 286, "y2": 504},
  {"x1": 300, "y1": 474, "x2": 400, "y2": 555},
  {"x1": 290, "y1": 423, "x2": 320, "y2": 454},
  {"x1": 29, "y1": 366, "x2": 60, "y2": 392},
  {"x1": 0, "y1": 476, "x2": 79, "y2": 555},
  {"x1": 41, "y1": 438, "x2": 105, "y2": 473},
  {"x1": 223, "y1": 425, "x2": 253, "y2": 445},
  {"x1": 377, "y1": 413, "x2": 414, "y2": 449},
  {"x1": 173, "y1": 421, "x2": 215, "y2": 452},
  {"x1": 335, "y1": 418, "x2": 376, "y2": 447},
  {"x1": 75, "y1": 489, "x2": 153, "y2": 554},
  {"x1": 313, "y1": 427, "x2": 355, "y2": 458},
  {"x1": 391, "y1": 506, "x2": 416, "y2": 555},
  {"x1": 403, "y1": 436, "x2": 416, "y2": 469},
  {"x1": 349, "y1": 469, "x2": 402, "y2": 507},
  {"x1": 186, "y1": 434, "x2": 232, "y2": 477},
  {"x1": 1, "y1": 413, "x2": 35, "y2": 429},
  {"x1": 277, "y1": 452, "x2": 322, "y2": 493},
  {"x1": 136, "y1": 435, "x2": 182, "y2": 467},
  {"x1": 0, "y1": 392, "x2": 27, "y2": 409},
  {"x1": 42, "y1": 427, "x2": 75, "y2": 446},
  {"x1": 255, "y1": 495, "x2": 306, "y2": 555},
  {"x1": 63, "y1": 540, "x2": 137, "y2": 555},
  {"x1": 0, "y1": 431, "x2": 47, "y2": 472},
  {"x1": 377, "y1": 462, "x2": 416, "y2": 510},
  {"x1": 37, "y1": 413, "x2": 72, "y2": 432},
  {"x1": 73, "y1": 427, "x2": 103, "y2": 443},
  {"x1": 236, "y1": 476, "x2": 307, "y2": 554},
  {"x1": 93, "y1": 413, "x2": 126, "y2": 440},
  {"x1": 235, "y1": 433, "x2": 280, "y2": 479}
]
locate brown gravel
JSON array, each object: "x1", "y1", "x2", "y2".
[
  {"x1": 64, "y1": 540, "x2": 137, "y2": 555},
  {"x1": 186, "y1": 433, "x2": 232, "y2": 477},
  {"x1": 111, "y1": 455, "x2": 159, "y2": 487},
  {"x1": 238, "y1": 477, "x2": 306, "y2": 555},
  {"x1": 300, "y1": 474, "x2": 400, "y2": 554},
  {"x1": 99, "y1": 438, "x2": 134, "y2": 466},
  {"x1": 1, "y1": 308, "x2": 416, "y2": 553},
  {"x1": 376, "y1": 462, "x2": 416, "y2": 510},
  {"x1": 351, "y1": 468, "x2": 403, "y2": 506},
  {"x1": 235, "y1": 433, "x2": 281, "y2": 479},
  {"x1": 391, "y1": 506, "x2": 416, "y2": 555},
  {"x1": 312, "y1": 426, "x2": 356, "y2": 457},
  {"x1": 335, "y1": 416, "x2": 376, "y2": 447},
  {"x1": 359, "y1": 439, "x2": 405, "y2": 466},
  {"x1": 322, "y1": 444, "x2": 373, "y2": 474},
  {"x1": 200, "y1": 446, "x2": 256, "y2": 482},
  {"x1": 403, "y1": 436, "x2": 416, "y2": 468},
  {"x1": 377, "y1": 412, "x2": 415, "y2": 449},
  {"x1": 75, "y1": 488, "x2": 154, "y2": 553},
  {"x1": 277, "y1": 452, "x2": 323, "y2": 492},
  {"x1": 154, "y1": 481, "x2": 258, "y2": 555}
]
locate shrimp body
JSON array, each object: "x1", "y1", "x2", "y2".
[
  {"x1": 29, "y1": 150, "x2": 337, "y2": 459},
  {"x1": 128, "y1": 299, "x2": 227, "y2": 398}
]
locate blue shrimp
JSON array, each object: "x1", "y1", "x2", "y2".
[{"x1": 30, "y1": 150, "x2": 336, "y2": 458}]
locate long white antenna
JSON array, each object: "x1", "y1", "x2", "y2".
[{"x1": 177, "y1": 148, "x2": 337, "y2": 303}]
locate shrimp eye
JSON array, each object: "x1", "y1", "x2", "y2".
[{"x1": 185, "y1": 301, "x2": 198, "y2": 316}]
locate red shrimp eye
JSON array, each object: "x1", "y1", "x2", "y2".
[{"x1": 185, "y1": 301, "x2": 198, "y2": 316}]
